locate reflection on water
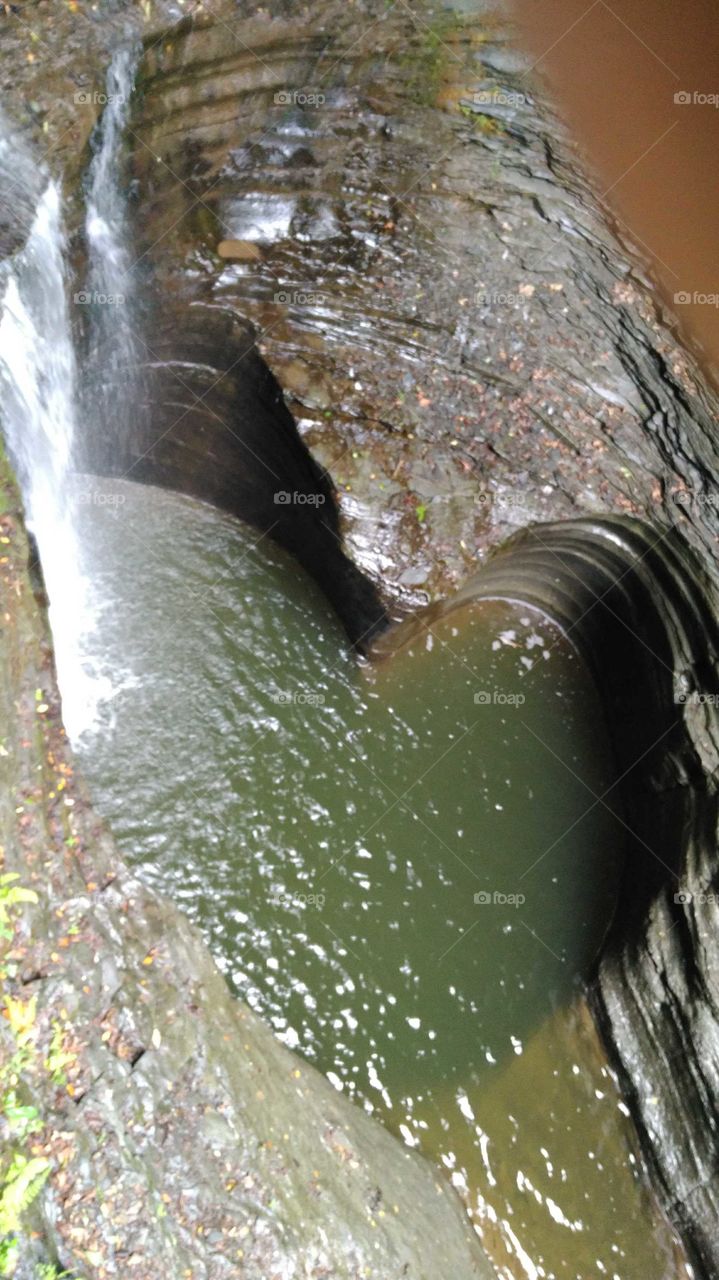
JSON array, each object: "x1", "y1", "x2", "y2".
[{"x1": 73, "y1": 477, "x2": 686, "y2": 1277}]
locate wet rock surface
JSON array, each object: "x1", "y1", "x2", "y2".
[
  {"x1": 122, "y1": 0, "x2": 719, "y2": 609},
  {"x1": 0, "y1": 450, "x2": 493, "y2": 1278},
  {"x1": 4, "y1": 0, "x2": 719, "y2": 1275}
]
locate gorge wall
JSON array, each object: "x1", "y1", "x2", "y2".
[{"x1": 3, "y1": 0, "x2": 719, "y2": 1274}]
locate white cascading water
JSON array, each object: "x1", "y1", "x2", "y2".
[
  {"x1": 83, "y1": 44, "x2": 141, "y2": 439},
  {"x1": 0, "y1": 47, "x2": 140, "y2": 742},
  {"x1": 0, "y1": 179, "x2": 110, "y2": 741}
]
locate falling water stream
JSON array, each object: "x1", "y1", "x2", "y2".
[
  {"x1": 0, "y1": 155, "x2": 109, "y2": 741},
  {"x1": 82, "y1": 44, "x2": 142, "y2": 448},
  {"x1": 0, "y1": 49, "x2": 141, "y2": 740},
  {"x1": 0, "y1": 44, "x2": 690, "y2": 1280}
]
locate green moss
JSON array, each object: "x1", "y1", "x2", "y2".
[
  {"x1": 458, "y1": 105, "x2": 504, "y2": 135},
  {"x1": 402, "y1": 9, "x2": 461, "y2": 107},
  {"x1": 0, "y1": 876, "x2": 38, "y2": 943},
  {"x1": 474, "y1": 113, "x2": 503, "y2": 136},
  {"x1": 35, "y1": 1266, "x2": 86, "y2": 1280},
  {"x1": 190, "y1": 197, "x2": 221, "y2": 247},
  {"x1": 0, "y1": 443, "x2": 17, "y2": 518},
  {"x1": 44, "y1": 1022, "x2": 76, "y2": 1087}
]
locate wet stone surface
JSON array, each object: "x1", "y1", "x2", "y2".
[
  {"x1": 124, "y1": 0, "x2": 719, "y2": 618},
  {"x1": 3, "y1": 0, "x2": 719, "y2": 1276}
]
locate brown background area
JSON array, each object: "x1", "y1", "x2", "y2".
[{"x1": 513, "y1": 0, "x2": 719, "y2": 384}]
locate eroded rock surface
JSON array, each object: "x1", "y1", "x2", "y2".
[
  {"x1": 4, "y1": 0, "x2": 719, "y2": 1275},
  {"x1": 120, "y1": 0, "x2": 719, "y2": 612}
]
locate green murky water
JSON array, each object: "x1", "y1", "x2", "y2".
[{"x1": 72, "y1": 478, "x2": 686, "y2": 1279}]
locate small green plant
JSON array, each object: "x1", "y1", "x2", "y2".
[
  {"x1": 44, "y1": 1022, "x2": 75, "y2": 1087},
  {"x1": 0, "y1": 1155, "x2": 51, "y2": 1275},
  {"x1": 402, "y1": 9, "x2": 460, "y2": 106},
  {"x1": 0, "y1": 880, "x2": 49, "y2": 1275},
  {"x1": 458, "y1": 106, "x2": 504, "y2": 135},
  {"x1": 0, "y1": 875, "x2": 37, "y2": 943},
  {"x1": 36, "y1": 1265, "x2": 86, "y2": 1280}
]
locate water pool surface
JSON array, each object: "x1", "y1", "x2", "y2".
[{"x1": 72, "y1": 477, "x2": 686, "y2": 1279}]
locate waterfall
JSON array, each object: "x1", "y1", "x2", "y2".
[
  {"x1": 82, "y1": 43, "x2": 142, "y2": 458},
  {"x1": 0, "y1": 178, "x2": 109, "y2": 742},
  {"x1": 0, "y1": 48, "x2": 143, "y2": 741}
]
